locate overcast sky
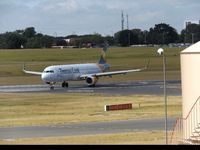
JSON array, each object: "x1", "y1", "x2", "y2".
[{"x1": 0, "y1": 0, "x2": 200, "y2": 36}]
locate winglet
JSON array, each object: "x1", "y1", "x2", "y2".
[
  {"x1": 145, "y1": 59, "x2": 150, "y2": 70},
  {"x1": 22, "y1": 62, "x2": 26, "y2": 72},
  {"x1": 22, "y1": 63, "x2": 43, "y2": 75}
]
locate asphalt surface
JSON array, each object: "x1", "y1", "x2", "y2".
[
  {"x1": 0, "y1": 80, "x2": 181, "y2": 96},
  {"x1": 0, "y1": 118, "x2": 176, "y2": 139}
]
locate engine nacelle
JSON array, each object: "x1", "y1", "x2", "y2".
[{"x1": 86, "y1": 76, "x2": 98, "y2": 86}]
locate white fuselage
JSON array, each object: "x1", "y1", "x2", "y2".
[{"x1": 41, "y1": 63, "x2": 106, "y2": 83}]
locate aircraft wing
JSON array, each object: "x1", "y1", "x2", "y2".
[
  {"x1": 23, "y1": 69, "x2": 43, "y2": 75},
  {"x1": 80, "y1": 59, "x2": 150, "y2": 79},
  {"x1": 80, "y1": 68, "x2": 146, "y2": 79},
  {"x1": 22, "y1": 64, "x2": 43, "y2": 75}
]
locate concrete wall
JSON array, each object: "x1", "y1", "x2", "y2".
[
  {"x1": 181, "y1": 52, "x2": 200, "y2": 139},
  {"x1": 181, "y1": 53, "x2": 200, "y2": 118}
]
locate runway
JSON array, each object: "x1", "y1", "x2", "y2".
[
  {"x1": 0, "y1": 80, "x2": 181, "y2": 95},
  {"x1": 0, "y1": 118, "x2": 176, "y2": 139}
]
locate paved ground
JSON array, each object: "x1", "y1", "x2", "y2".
[
  {"x1": 0, "y1": 80, "x2": 181, "y2": 96},
  {"x1": 0, "y1": 118, "x2": 176, "y2": 139}
]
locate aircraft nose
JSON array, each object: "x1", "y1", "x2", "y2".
[{"x1": 41, "y1": 73, "x2": 48, "y2": 82}]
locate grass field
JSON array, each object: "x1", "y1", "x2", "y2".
[
  {"x1": 0, "y1": 47, "x2": 183, "y2": 85},
  {"x1": 0, "y1": 93, "x2": 182, "y2": 127}
]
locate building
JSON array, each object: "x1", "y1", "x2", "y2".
[
  {"x1": 171, "y1": 41, "x2": 200, "y2": 144},
  {"x1": 185, "y1": 20, "x2": 200, "y2": 28}
]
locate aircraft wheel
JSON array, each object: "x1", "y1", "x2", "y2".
[
  {"x1": 65, "y1": 82, "x2": 69, "y2": 87},
  {"x1": 62, "y1": 82, "x2": 65, "y2": 88},
  {"x1": 62, "y1": 82, "x2": 69, "y2": 88},
  {"x1": 89, "y1": 84, "x2": 95, "y2": 87}
]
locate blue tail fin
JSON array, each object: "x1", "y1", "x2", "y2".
[{"x1": 99, "y1": 42, "x2": 108, "y2": 64}]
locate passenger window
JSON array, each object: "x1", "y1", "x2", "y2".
[{"x1": 73, "y1": 68, "x2": 80, "y2": 73}]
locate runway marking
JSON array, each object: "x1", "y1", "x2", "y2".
[{"x1": 67, "y1": 90, "x2": 94, "y2": 93}]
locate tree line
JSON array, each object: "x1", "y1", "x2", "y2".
[
  {"x1": 0, "y1": 23, "x2": 200, "y2": 49},
  {"x1": 0, "y1": 27, "x2": 54, "y2": 49}
]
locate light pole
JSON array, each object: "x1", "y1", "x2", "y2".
[{"x1": 157, "y1": 48, "x2": 168, "y2": 145}]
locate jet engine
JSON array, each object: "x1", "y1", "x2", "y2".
[{"x1": 86, "y1": 76, "x2": 98, "y2": 86}]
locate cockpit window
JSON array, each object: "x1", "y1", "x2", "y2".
[{"x1": 44, "y1": 70, "x2": 54, "y2": 73}]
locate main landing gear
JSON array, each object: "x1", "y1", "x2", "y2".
[
  {"x1": 47, "y1": 82, "x2": 68, "y2": 90},
  {"x1": 89, "y1": 84, "x2": 96, "y2": 87},
  {"x1": 62, "y1": 81, "x2": 69, "y2": 88}
]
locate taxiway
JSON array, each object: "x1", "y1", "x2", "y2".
[{"x1": 0, "y1": 118, "x2": 176, "y2": 139}]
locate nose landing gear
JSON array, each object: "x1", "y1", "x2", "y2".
[
  {"x1": 50, "y1": 82, "x2": 56, "y2": 90},
  {"x1": 46, "y1": 82, "x2": 56, "y2": 90},
  {"x1": 50, "y1": 86, "x2": 54, "y2": 90}
]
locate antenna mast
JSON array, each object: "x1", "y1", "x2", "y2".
[{"x1": 121, "y1": 10, "x2": 124, "y2": 31}]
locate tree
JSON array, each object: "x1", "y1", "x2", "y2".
[
  {"x1": 114, "y1": 30, "x2": 130, "y2": 47},
  {"x1": 40, "y1": 35, "x2": 54, "y2": 48},
  {"x1": 104, "y1": 35, "x2": 115, "y2": 46},
  {"x1": 56, "y1": 39, "x2": 68, "y2": 46},
  {"x1": 23, "y1": 27, "x2": 36, "y2": 38},
  {"x1": 68, "y1": 33, "x2": 105, "y2": 48},
  {"x1": 0, "y1": 32, "x2": 26, "y2": 49},
  {"x1": 147, "y1": 23, "x2": 179, "y2": 45},
  {"x1": 25, "y1": 34, "x2": 54, "y2": 48},
  {"x1": 25, "y1": 37, "x2": 41, "y2": 48},
  {"x1": 132, "y1": 29, "x2": 144, "y2": 44},
  {"x1": 114, "y1": 30, "x2": 140, "y2": 47}
]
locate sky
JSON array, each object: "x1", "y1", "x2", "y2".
[{"x1": 0, "y1": 0, "x2": 200, "y2": 36}]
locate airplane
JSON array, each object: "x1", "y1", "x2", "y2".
[{"x1": 23, "y1": 43, "x2": 149, "y2": 90}]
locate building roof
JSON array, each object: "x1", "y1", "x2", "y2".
[{"x1": 181, "y1": 41, "x2": 200, "y2": 53}]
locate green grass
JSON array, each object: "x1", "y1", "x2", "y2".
[
  {"x1": 0, "y1": 47, "x2": 183, "y2": 85},
  {"x1": 0, "y1": 93, "x2": 182, "y2": 127}
]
